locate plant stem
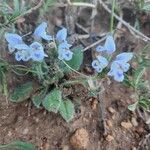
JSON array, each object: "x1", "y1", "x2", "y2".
[{"x1": 110, "y1": 0, "x2": 115, "y2": 32}]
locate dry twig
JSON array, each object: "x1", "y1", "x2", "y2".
[{"x1": 98, "y1": 0, "x2": 150, "y2": 42}]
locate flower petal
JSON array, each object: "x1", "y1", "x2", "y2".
[
  {"x1": 56, "y1": 27, "x2": 67, "y2": 43},
  {"x1": 31, "y1": 50, "x2": 45, "y2": 61},
  {"x1": 34, "y1": 22, "x2": 52, "y2": 41},
  {"x1": 96, "y1": 45, "x2": 106, "y2": 52},
  {"x1": 14, "y1": 44, "x2": 29, "y2": 50},
  {"x1": 104, "y1": 35, "x2": 116, "y2": 54},
  {"x1": 5, "y1": 33, "x2": 23, "y2": 45},
  {"x1": 15, "y1": 51, "x2": 23, "y2": 61},
  {"x1": 63, "y1": 50, "x2": 73, "y2": 61},
  {"x1": 97, "y1": 55, "x2": 108, "y2": 68},
  {"x1": 116, "y1": 52, "x2": 133, "y2": 63},
  {"x1": 30, "y1": 42, "x2": 43, "y2": 51},
  {"x1": 114, "y1": 70, "x2": 124, "y2": 82}
]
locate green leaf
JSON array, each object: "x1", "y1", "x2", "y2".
[
  {"x1": 133, "y1": 67, "x2": 145, "y2": 89},
  {"x1": 59, "y1": 99, "x2": 75, "y2": 122},
  {"x1": 10, "y1": 82, "x2": 33, "y2": 103},
  {"x1": 60, "y1": 45, "x2": 83, "y2": 73},
  {"x1": 42, "y1": 89, "x2": 62, "y2": 113},
  {"x1": 13, "y1": 0, "x2": 20, "y2": 13},
  {"x1": 128, "y1": 102, "x2": 138, "y2": 111},
  {"x1": 142, "y1": 3, "x2": 150, "y2": 12},
  {"x1": 0, "y1": 141, "x2": 36, "y2": 150},
  {"x1": 32, "y1": 89, "x2": 46, "y2": 108},
  {"x1": 138, "y1": 99, "x2": 150, "y2": 110}
]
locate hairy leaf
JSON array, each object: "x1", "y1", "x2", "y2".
[
  {"x1": 0, "y1": 141, "x2": 36, "y2": 150},
  {"x1": 59, "y1": 100, "x2": 75, "y2": 122},
  {"x1": 10, "y1": 82, "x2": 33, "y2": 102},
  {"x1": 42, "y1": 89, "x2": 62, "y2": 113}
]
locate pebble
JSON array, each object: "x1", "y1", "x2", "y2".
[
  {"x1": 91, "y1": 99, "x2": 98, "y2": 110},
  {"x1": 131, "y1": 117, "x2": 138, "y2": 127},
  {"x1": 70, "y1": 128, "x2": 89, "y2": 150},
  {"x1": 106, "y1": 120, "x2": 113, "y2": 128},
  {"x1": 62, "y1": 145, "x2": 69, "y2": 150},
  {"x1": 105, "y1": 135, "x2": 114, "y2": 142},
  {"x1": 121, "y1": 121, "x2": 133, "y2": 129},
  {"x1": 131, "y1": 146, "x2": 137, "y2": 150},
  {"x1": 108, "y1": 107, "x2": 116, "y2": 114},
  {"x1": 22, "y1": 128, "x2": 29, "y2": 135}
]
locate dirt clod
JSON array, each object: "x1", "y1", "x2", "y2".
[
  {"x1": 105, "y1": 135, "x2": 114, "y2": 142},
  {"x1": 62, "y1": 145, "x2": 69, "y2": 150},
  {"x1": 108, "y1": 107, "x2": 116, "y2": 114},
  {"x1": 131, "y1": 117, "x2": 138, "y2": 127},
  {"x1": 131, "y1": 146, "x2": 137, "y2": 150},
  {"x1": 70, "y1": 128, "x2": 89, "y2": 150},
  {"x1": 91, "y1": 99, "x2": 98, "y2": 110},
  {"x1": 121, "y1": 121, "x2": 133, "y2": 129},
  {"x1": 106, "y1": 120, "x2": 113, "y2": 128}
]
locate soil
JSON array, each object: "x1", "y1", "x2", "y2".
[{"x1": 0, "y1": 0, "x2": 150, "y2": 150}]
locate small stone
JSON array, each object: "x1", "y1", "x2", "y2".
[
  {"x1": 91, "y1": 99, "x2": 98, "y2": 110},
  {"x1": 62, "y1": 145, "x2": 69, "y2": 150},
  {"x1": 22, "y1": 128, "x2": 29, "y2": 135},
  {"x1": 70, "y1": 128, "x2": 89, "y2": 150},
  {"x1": 131, "y1": 146, "x2": 137, "y2": 150},
  {"x1": 8, "y1": 131, "x2": 12, "y2": 136},
  {"x1": 106, "y1": 120, "x2": 113, "y2": 128},
  {"x1": 131, "y1": 117, "x2": 138, "y2": 127},
  {"x1": 108, "y1": 107, "x2": 116, "y2": 114},
  {"x1": 121, "y1": 121, "x2": 133, "y2": 129},
  {"x1": 105, "y1": 135, "x2": 114, "y2": 142}
]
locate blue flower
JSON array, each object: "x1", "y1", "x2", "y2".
[
  {"x1": 56, "y1": 27, "x2": 67, "y2": 43},
  {"x1": 5, "y1": 33, "x2": 23, "y2": 53},
  {"x1": 30, "y1": 42, "x2": 48, "y2": 61},
  {"x1": 96, "y1": 35, "x2": 116, "y2": 54},
  {"x1": 34, "y1": 22, "x2": 52, "y2": 41},
  {"x1": 58, "y1": 41, "x2": 73, "y2": 61},
  {"x1": 14, "y1": 42, "x2": 47, "y2": 62},
  {"x1": 108, "y1": 53, "x2": 133, "y2": 82},
  {"x1": 15, "y1": 49, "x2": 31, "y2": 61},
  {"x1": 14, "y1": 44, "x2": 31, "y2": 61},
  {"x1": 92, "y1": 55, "x2": 108, "y2": 72}
]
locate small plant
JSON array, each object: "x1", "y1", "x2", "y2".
[
  {"x1": 0, "y1": 141, "x2": 36, "y2": 150},
  {"x1": 2, "y1": 19, "x2": 134, "y2": 122},
  {"x1": 125, "y1": 45, "x2": 150, "y2": 121}
]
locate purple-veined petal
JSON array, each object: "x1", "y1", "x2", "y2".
[
  {"x1": 116, "y1": 52, "x2": 133, "y2": 63},
  {"x1": 63, "y1": 50, "x2": 73, "y2": 61},
  {"x1": 104, "y1": 35, "x2": 116, "y2": 54},
  {"x1": 5, "y1": 33, "x2": 23, "y2": 45},
  {"x1": 56, "y1": 27, "x2": 67, "y2": 43},
  {"x1": 108, "y1": 61, "x2": 125, "y2": 82},
  {"x1": 30, "y1": 50, "x2": 46, "y2": 61},
  {"x1": 96, "y1": 45, "x2": 106, "y2": 52},
  {"x1": 114, "y1": 70, "x2": 124, "y2": 82},
  {"x1": 34, "y1": 22, "x2": 52, "y2": 41},
  {"x1": 30, "y1": 42, "x2": 43, "y2": 51},
  {"x1": 15, "y1": 51, "x2": 23, "y2": 61}
]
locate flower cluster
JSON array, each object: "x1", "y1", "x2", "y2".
[
  {"x1": 92, "y1": 35, "x2": 133, "y2": 82},
  {"x1": 56, "y1": 27, "x2": 73, "y2": 61},
  {"x1": 5, "y1": 22, "x2": 73, "y2": 62}
]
